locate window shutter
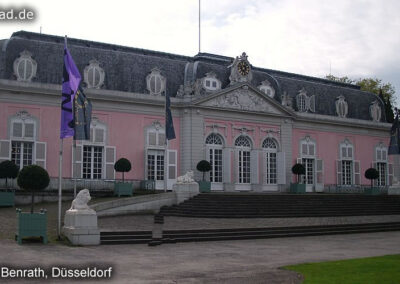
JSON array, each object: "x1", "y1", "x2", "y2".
[
  {"x1": 336, "y1": 160, "x2": 342, "y2": 185},
  {"x1": 354, "y1": 160, "x2": 360, "y2": 185},
  {"x1": 277, "y1": 152, "x2": 286, "y2": 185},
  {"x1": 24, "y1": 123, "x2": 35, "y2": 138},
  {"x1": 250, "y1": 150, "x2": 259, "y2": 184},
  {"x1": 0, "y1": 140, "x2": 11, "y2": 162},
  {"x1": 222, "y1": 148, "x2": 231, "y2": 183},
  {"x1": 72, "y1": 145, "x2": 83, "y2": 179},
  {"x1": 35, "y1": 142, "x2": 46, "y2": 169},
  {"x1": 105, "y1": 146, "x2": 116, "y2": 180},
  {"x1": 167, "y1": 150, "x2": 177, "y2": 189},
  {"x1": 309, "y1": 95, "x2": 316, "y2": 112},
  {"x1": 388, "y1": 163, "x2": 394, "y2": 186},
  {"x1": 261, "y1": 151, "x2": 267, "y2": 184},
  {"x1": 315, "y1": 159, "x2": 324, "y2": 191},
  {"x1": 12, "y1": 122, "x2": 23, "y2": 138}
]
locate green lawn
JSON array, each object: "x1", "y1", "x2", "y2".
[{"x1": 285, "y1": 254, "x2": 400, "y2": 284}]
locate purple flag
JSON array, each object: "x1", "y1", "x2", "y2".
[{"x1": 60, "y1": 45, "x2": 81, "y2": 139}]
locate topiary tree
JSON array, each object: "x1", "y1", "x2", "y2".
[
  {"x1": 0, "y1": 160, "x2": 19, "y2": 188},
  {"x1": 365, "y1": 168, "x2": 379, "y2": 189},
  {"x1": 196, "y1": 160, "x2": 211, "y2": 181},
  {"x1": 114, "y1": 158, "x2": 132, "y2": 182},
  {"x1": 292, "y1": 163, "x2": 305, "y2": 183},
  {"x1": 17, "y1": 165, "x2": 50, "y2": 213}
]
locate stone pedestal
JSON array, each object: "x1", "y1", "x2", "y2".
[
  {"x1": 173, "y1": 182, "x2": 199, "y2": 204},
  {"x1": 388, "y1": 186, "x2": 400, "y2": 195},
  {"x1": 62, "y1": 209, "x2": 100, "y2": 245}
]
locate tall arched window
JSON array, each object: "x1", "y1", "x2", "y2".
[
  {"x1": 206, "y1": 134, "x2": 223, "y2": 183},
  {"x1": 235, "y1": 136, "x2": 252, "y2": 184},
  {"x1": 262, "y1": 138, "x2": 277, "y2": 184}
]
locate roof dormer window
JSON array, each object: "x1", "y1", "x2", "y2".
[
  {"x1": 13, "y1": 50, "x2": 37, "y2": 82},
  {"x1": 258, "y1": 80, "x2": 275, "y2": 98},
  {"x1": 84, "y1": 60, "x2": 105, "y2": 89},
  {"x1": 202, "y1": 72, "x2": 221, "y2": 92},
  {"x1": 146, "y1": 68, "x2": 166, "y2": 96}
]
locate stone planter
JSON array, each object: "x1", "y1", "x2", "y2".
[
  {"x1": 364, "y1": 187, "x2": 380, "y2": 195},
  {"x1": 290, "y1": 183, "x2": 306, "y2": 194},
  {"x1": 114, "y1": 182, "x2": 133, "y2": 197},
  {"x1": 197, "y1": 181, "x2": 211, "y2": 193},
  {"x1": 0, "y1": 191, "x2": 15, "y2": 207},
  {"x1": 15, "y1": 209, "x2": 47, "y2": 244}
]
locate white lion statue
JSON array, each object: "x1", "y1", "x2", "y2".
[
  {"x1": 176, "y1": 170, "x2": 195, "y2": 184},
  {"x1": 69, "y1": 189, "x2": 93, "y2": 211}
]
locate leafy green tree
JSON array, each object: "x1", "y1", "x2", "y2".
[{"x1": 325, "y1": 75, "x2": 396, "y2": 122}]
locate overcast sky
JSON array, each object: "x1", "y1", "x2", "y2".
[{"x1": 1, "y1": 0, "x2": 400, "y2": 105}]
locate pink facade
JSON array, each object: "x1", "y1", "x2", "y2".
[
  {"x1": 292, "y1": 128, "x2": 392, "y2": 185},
  {"x1": 0, "y1": 102, "x2": 180, "y2": 180}
]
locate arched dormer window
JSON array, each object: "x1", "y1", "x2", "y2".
[
  {"x1": 335, "y1": 95, "x2": 348, "y2": 118},
  {"x1": 296, "y1": 88, "x2": 315, "y2": 113},
  {"x1": 84, "y1": 60, "x2": 105, "y2": 89},
  {"x1": 13, "y1": 50, "x2": 37, "y2": 82},
  {"x1": 258, "y1": 80, "x2": 275, "y2": 98},
  {"x1": 202, "y1": 72, "x2": 221, "y2": 92},
  {"x1": 146, "y1": 68, "x2": 166, "y2": 96},
  {"x1": 370, "y1": 100, "x2": 382, "y2": 122}
]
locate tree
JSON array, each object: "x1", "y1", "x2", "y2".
[
  {"x1": 365, "y1": 168, "x2": 379, "y2": 189},
  {"x1": 0, "y1": 160, "x2": 19, "y2": 188},
  {"x1": 292, "y1": 163, "x2": 305, "y2": 183},
  {"x1": 196, "y1": 160, "x2": 211, "y2": 181},
  {"x1": 325, "y1": 75, "x2": 396, "y2": 122},
  {"x1": 114, "y1": 158, "x2": 132, "y2": 182},
  {"x1": 17, "y1": 165, "x2": 50, "y2": 213}
]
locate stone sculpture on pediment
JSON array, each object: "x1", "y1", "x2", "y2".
[{"x1": 203, "y1": 89, "x2": 278, "y2": 113}]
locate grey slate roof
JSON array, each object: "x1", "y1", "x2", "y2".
[{"x1": 0, "y1": 31, "x2": 385, "y2": 122}]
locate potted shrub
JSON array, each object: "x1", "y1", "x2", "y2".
[
  {"x1": 290, "y1": 163, "x2": 306, "y2": 193},
  {"x1": 114, "y1": 158, "x2": 133, "y2": 197},
  {"x1": 0, "y1": 160, "x2": 19, "y2": 207},
  {"x1": 196, "y1": 160, "x2": 211, "y2": 192},
  {"x1": 16, "y1": 165, "x2": 50, "y2": 244},
  {"x1": 364, "y1": 168, "x2": 380, "y2": 195}
]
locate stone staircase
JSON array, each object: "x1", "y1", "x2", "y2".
[
  {"x1": 159, "y1": 193, "x2": 400, "y2": 218},
  {"x1": 100, "y1": 193, "x2": 400, "y2": 245}
]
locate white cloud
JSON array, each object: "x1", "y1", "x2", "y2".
[{"x1": 1, "y1": 0, "x2": 400, "y2": 103}]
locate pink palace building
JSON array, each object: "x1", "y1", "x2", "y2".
[{"x1": 0, "y1": 31, "x2": 396, "y2": 191}]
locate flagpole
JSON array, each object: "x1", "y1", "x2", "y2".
[
  {"x1": 199, "y1": 0, "x2": 201, "y2": 53},
  {"x1": 73, "y1": 140, "x2": 77, "y2": 197},
  {"x1": 57, "y1": 138, "x2": 63, "y2": 240}
]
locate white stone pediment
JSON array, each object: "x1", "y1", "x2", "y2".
[{"x1": 198, "y1": 87, "x2": 285, "y2": 115}]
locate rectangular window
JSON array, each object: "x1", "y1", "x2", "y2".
[
  {"x1": 302, "y1": 158, "x2": 314, "y2": 185},
  {"x1": 11, "y1": 141, "x2": 33, "y2": 169},
  {"x1": 83, "y1": 145, "x2": 103, "y2": 179},
  {"x1": 265, "y1": 152, "x2": 277, "y2": 184},
  {"x1": 238, "y1": 150, "x2": 250, "y2": 184},
  {"x1": 341, "y1": 160, "x2": 352, "y2": 185},
  {"x1": 147, "y1": 150, "x2": 164, "y2": 181},
  {"x1": 377, "y1": 162, "x2": 386, "y2": 186},
  {"x1": 209, "y1": 148, "x2": 222, "y2": 183}
]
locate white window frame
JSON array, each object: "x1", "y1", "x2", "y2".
[
  {"x1": 84, "y1": 60, "x2": 105, "y2": 89},
  {"x1": 338, "y1": 140, "x2": 359, "y2": 186},
  {"x1": 262, "y1": 138, "x2": 277, "y2": 184},
  {"x1": 375, "y1": 143, "x2": 388, "y2": 186},
  {"x1": 235, "y1": 136, "x2": 252, "y2": 185},
  {"x1": 13, "y1": 50, "x2": 37, "y2": 82},
  {"x1": 206, "y1": 133, "x2": 224, "y2": 184}
]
